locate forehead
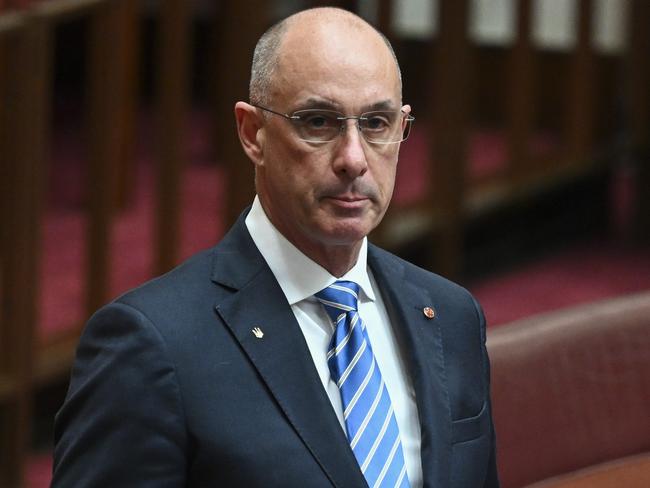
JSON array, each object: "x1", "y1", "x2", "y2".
[{"x1": 271, "y1": 19, "x2": 401, "y2": 110}]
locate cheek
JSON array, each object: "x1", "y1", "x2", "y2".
[
  {"x1": 278, "y1": 147, "x2": 328, "y2": 187},
  {"x1": 384, "y1": 161, "x2": 398, "y2": 185},
  {"x1": 266, "y1": 148, "x2": 322, "y2": 202},
  {"x1": 373, "y1": 158, "x2": 398, "y2": 196}
]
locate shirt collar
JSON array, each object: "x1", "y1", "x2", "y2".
[{"x1": 245, "y1": 196, "x2": 375, "y2": 305}]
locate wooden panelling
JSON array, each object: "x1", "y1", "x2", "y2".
[
  {"x1": 154, "y1": 0, "x2": 191, "y2": 274},
  {"x1": 506, "y1": 0, "x2": 534, "y2": 183},
  {"x1": 213, "y1": 0, "x2": 271, "y2": 227},
  {"x1": 0, "y1": 10, "x2": 50, "y2": 486},
  {"x1": 84, "y1": 0, "x2": 119, "y2": 315},
  {"x1": 429, "y1": 0, "x2": 473, "y2": 278},
  {"x1": 627, "y1": 0, "x2": 650, "y2": 240}
]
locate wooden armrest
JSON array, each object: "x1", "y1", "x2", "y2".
[
  {"x1": 523, "y1": 453, "x2": 650, "y2": 488},
  {"x1": 0, "y1": 9, "x2": 24, "y2": 35},
  {"x1": 31, "y1": 0, "x2": 104, "y2": 22}
]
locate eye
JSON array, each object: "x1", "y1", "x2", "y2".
[
  {"x1": 296, "y1": 111, "x2": 339, "y2": 130},
  {"x1": 361, "y1": 112, "x2": 394, "y2": 132}
]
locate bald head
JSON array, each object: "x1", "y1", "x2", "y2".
[{"x1": 249, "y1": 7, "x2": 401, "y2": 106}]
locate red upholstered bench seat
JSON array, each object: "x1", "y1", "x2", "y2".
[{"x1": 488, "y1": 292, "x2": 650, "y2": 487}]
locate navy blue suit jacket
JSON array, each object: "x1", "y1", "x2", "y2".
[{"x1": 53, "y1": 212, "x2": 499, "y2": 487}]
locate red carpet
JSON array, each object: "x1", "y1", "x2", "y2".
[
  {"x1": 25, "y1": 453, "x2": 52, "y2": 488},
  {"x1": 469, "y1": 239, "x2": 650, "y2": 327},
  {"x1": 40, "y1": 109, "x2": 224, "y2": 342},
  {"x1": 394, "y1": 125, "x2": 558, "y2": 206},
  {"x1": 40, "y1": 161, "x2": 225, "y2": 341}
]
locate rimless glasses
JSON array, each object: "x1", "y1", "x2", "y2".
[{"x1": 252, "y1": 104, "x2": 415, "y2": 145}]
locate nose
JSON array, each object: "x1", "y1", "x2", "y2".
[{"x1": 332, "y1": 120, "x2": 368, "y2": 178}]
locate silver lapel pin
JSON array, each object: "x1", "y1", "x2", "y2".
[{"x1": 252, "y1": 327, "x2": 264, "y2": 339}]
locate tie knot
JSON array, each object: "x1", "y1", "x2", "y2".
[{"x1": 315, "y1": 281, "x2": 360, "y2": 315}]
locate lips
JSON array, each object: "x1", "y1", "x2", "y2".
[
  {"x1": 328, "y1": 195, "x2": 368, "y2": 202},
  {"x1": 323, "y1": 194, "x2": 370, "y2": 210}
]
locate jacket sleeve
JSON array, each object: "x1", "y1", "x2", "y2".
[
  {"x1": 475, "y1": 295, "x2": 500, "y2": 488},
  {"x1": 52, "y1": 302, "x2": 187, "y2": 487}
]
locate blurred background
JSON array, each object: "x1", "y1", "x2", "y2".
[{"x1": 1, "y1": 0, "x2": 648, "y2": 486}]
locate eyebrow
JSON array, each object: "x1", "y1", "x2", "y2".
[
  {"x1": 294, "y1": 97, "x2": 399, "y2": 113},
  {"x1": 292, "y1": 97, "x2": 342, "y2": 113},
  {"x1": 364, "y1": 100, "x2": 398, "y2": 112}
]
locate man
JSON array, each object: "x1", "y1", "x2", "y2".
[{"x1": 53, "y1": 7, "x2": 498, "y2": 487}]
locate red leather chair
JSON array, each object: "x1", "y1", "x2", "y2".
[{"x1": 487, "y1": 291, "x2": 650, "y2": 488}]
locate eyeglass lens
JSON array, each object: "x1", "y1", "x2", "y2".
[{"x1": 291, "y1": 109, "x2": 412, "y2": 144}]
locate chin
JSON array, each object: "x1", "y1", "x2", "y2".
[{"x1": 318, "y1": 220, "x2": 375, "y2": 245}]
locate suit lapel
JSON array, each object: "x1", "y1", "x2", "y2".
[
  {"x1": 368, "y1": 246, "x2": 452, "y2": 488},
  {"x1": 211, "y1": 217, "x2": 367, "y2": 488}
]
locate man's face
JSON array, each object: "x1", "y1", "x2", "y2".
[{"x1": 254, "y1": 20, "x2": 406, "y2": 263}]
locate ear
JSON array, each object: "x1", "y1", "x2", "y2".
[
  {"x1": 400, "y1": 104, "x2": 411, "y2": 130},
  {"x1": 235, "y1": 101, "x2": 265, "y2": 166}
]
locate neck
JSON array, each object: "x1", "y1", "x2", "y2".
[{"x1": 308, "y1": 242, "x2": 362, "y2": 278}]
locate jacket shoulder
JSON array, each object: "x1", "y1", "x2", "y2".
[
  {"x1": 118, "y1": 247, "x2": 215, "y2": 302},
  {"x1": 369, "y1": 243, "x2": 474, "y2": 298}
]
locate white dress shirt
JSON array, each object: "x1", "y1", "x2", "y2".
[{"x1": 245, "y1": 196, "x2": 423, "y2": 487}]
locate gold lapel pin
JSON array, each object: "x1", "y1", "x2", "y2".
[
  {"x1": 252, "y1": 327, "x2": 264, "y2": 339},
  {"x1": 423, "y1": 307, "x2": 435, "y2": 319}
]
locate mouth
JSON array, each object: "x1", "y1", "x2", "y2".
[{"x1": 322, "y1": 194, "x2": 370, "y2": 210}]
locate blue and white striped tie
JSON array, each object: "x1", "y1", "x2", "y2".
[{"x1": 316, "y1": 281, "x2": 410, "y2": 488}]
